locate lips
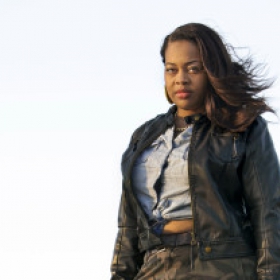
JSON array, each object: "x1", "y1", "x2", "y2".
[{"x1": 175, "y1": 90, "x2": 191, "y2": 99}]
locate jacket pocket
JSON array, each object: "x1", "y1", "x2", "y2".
[
  {"x1": 198, "y1": 238, "x2": 255, "y2": 260},
  {"x1": 209, "y1": 132, "x2": 244, "y2": 163}
]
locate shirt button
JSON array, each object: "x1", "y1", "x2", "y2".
[{"x1": 205, "y1": 246, "x2": 212, "y2": 253}]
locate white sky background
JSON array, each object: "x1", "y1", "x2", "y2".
[{"x1": 0, "y1": 1, "x2": 280, "y2": 279}]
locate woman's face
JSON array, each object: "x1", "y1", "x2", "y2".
[{"x1": 164, "y1": 40, "x2": 209, "y2": 117}]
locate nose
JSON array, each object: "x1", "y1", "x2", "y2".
[{"x1": 175, "y1": 69, "x2": 191, "y2": 85}]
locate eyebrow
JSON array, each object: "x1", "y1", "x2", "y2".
[{"x1": 165, "y1": 60, "x2": 201, "y2": 66}]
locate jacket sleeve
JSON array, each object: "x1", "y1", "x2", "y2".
[
  {"x1": 110, "y1": 187, "x2": 143, "y2": 280},
  {"x1": 110, "y1": 121, "x2": 152, "y2": 279},
  {"x1": 242, "y1": 117, "x2": 280, "y2": 279}
]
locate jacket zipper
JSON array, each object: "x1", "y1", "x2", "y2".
[{"x1": 188, "y1": 122, "x2": 198, "y2": 247}]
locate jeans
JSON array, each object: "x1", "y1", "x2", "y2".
[{"x1": 134, "y1": 244, "x2": 257, "y2": 280}]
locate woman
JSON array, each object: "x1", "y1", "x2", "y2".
[{"x1": 110, "y1": 23, "x2": 280, "y2": 279}]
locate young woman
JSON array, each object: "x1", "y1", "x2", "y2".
[{"x1": 110, "y1": 23, "x2": 280, "y2": 279}]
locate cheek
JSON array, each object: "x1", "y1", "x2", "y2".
[
  {"x1": 196, "y1": 79, "x2": 208, "y2": 101},
  {"x1": 164, "y1": 74, "x2": 169, "y2": 86},
  {"x1": 164, "y1": 80, "x2": 173, "y2": 93}
]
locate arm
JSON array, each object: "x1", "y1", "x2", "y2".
[
  {"x1": 242, "y1": 117, "x2": 280, "y2": 279},
  {"x1": 111, "y1": 120, "x2": 153, "y2": 279},
  {"x1": 110, "y1": 188, "x2": 143, "y2": 280}
]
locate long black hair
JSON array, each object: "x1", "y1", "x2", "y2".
[{"x1": 160, "y1": 23, "x2": 274, "y2": 132}]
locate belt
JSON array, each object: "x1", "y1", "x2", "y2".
[
  {"x1": 146, "y1": 232, "x2": 193, "y2": 258},
  {"x1": 160, "y1": 232, "x2": 192, "y2": 246}
]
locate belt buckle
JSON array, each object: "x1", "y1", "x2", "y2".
[{"x1": 147, "y1": 246, "x2": 166, "y2": 259}]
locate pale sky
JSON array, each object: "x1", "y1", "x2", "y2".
[{"x1": 0, "y1": 1, "x2": 280, "y2": 279}]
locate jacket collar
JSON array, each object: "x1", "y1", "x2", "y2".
[{"x1": 165, "y1": 105, "x2": 206, "y2": 126}]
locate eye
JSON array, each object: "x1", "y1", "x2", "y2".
[
  {"x1": 187, "y1": 65, "x2": 202, "y2": 74},
  {"x1": 165, "y1": 68, "x2": 177, "y2": 74}
]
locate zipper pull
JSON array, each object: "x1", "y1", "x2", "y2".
[
  {"x1": 233, "y1": 134, "x2": 238, "y2": 158},
  {"x1": 191, "y1": 230, "x2": 197, "y2": 246}
]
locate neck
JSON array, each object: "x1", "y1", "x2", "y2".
[{"x1": 176, "y1": 108, "x2": 204, "y2": 118}]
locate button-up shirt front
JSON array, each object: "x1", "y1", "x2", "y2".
[{"x1": 132, "y1": 125, "x2": 192, "y2": 227}]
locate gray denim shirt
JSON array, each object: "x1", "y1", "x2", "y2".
[{"x1": 132, "y1": 125, "x2": 192, "y2": 231}]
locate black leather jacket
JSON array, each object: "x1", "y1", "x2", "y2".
[{"x1": 111, "y1": 106, "x2": 280, "y2": 279}]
